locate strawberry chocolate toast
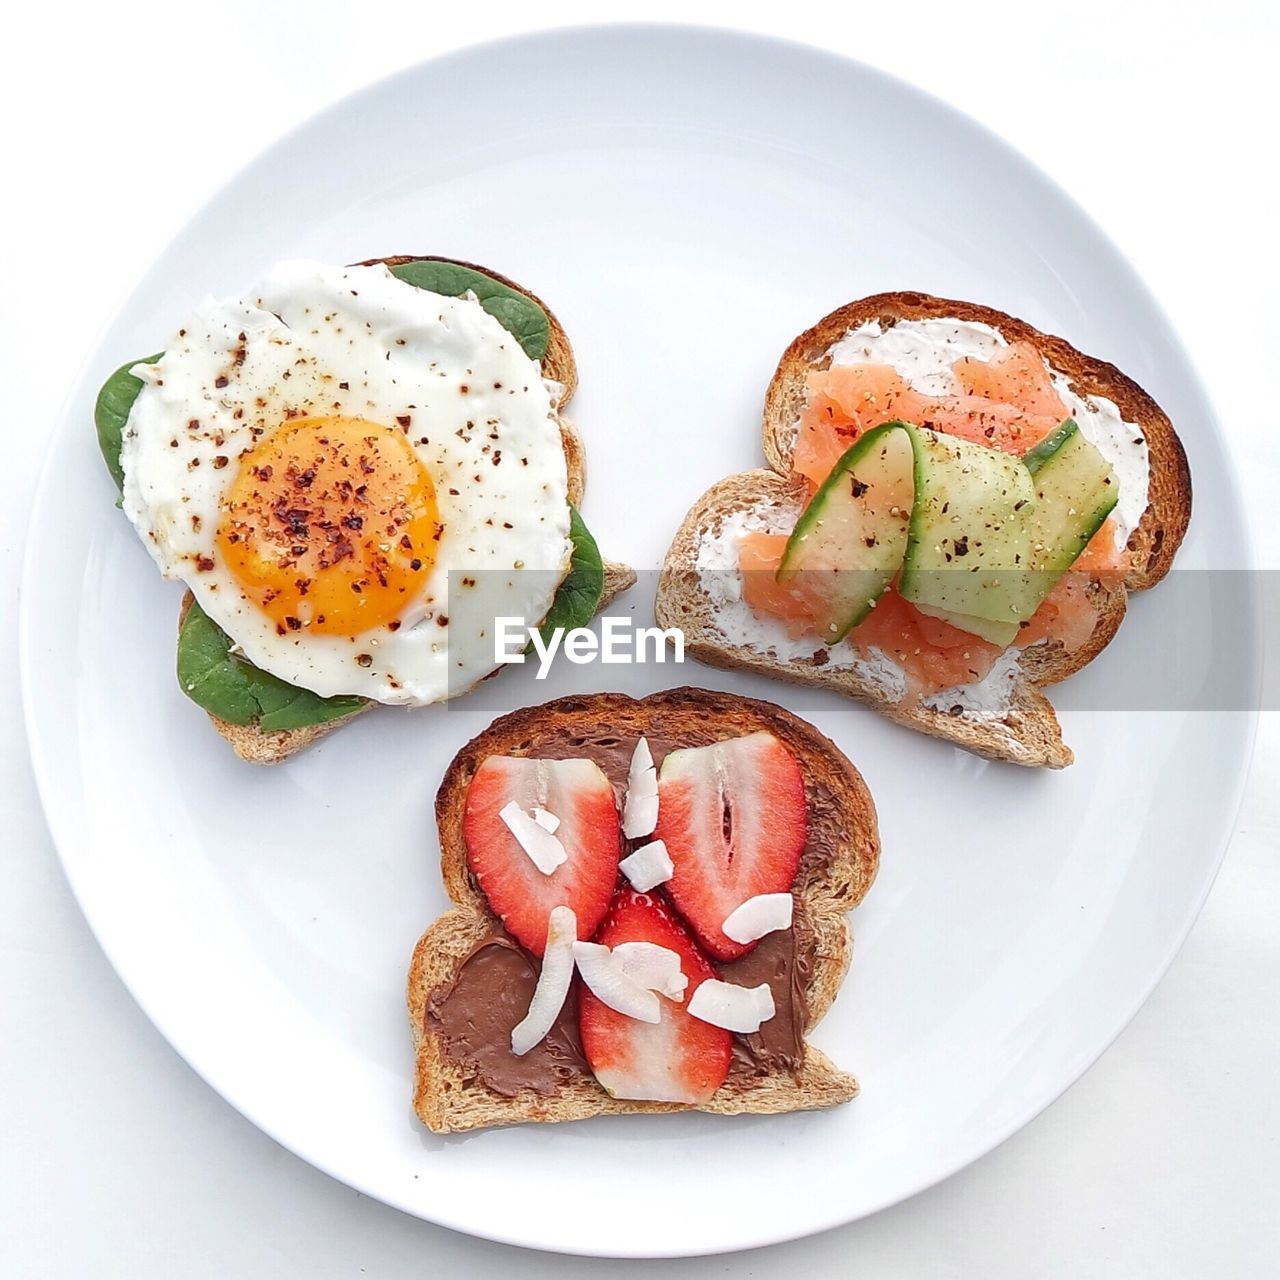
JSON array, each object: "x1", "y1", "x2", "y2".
[{"x1": 407, "y1": 689, "x2": 879, "y2": 1132}]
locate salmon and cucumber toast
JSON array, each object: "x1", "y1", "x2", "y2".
[
  {"x1": 657, "y1": 293, "x2": 1191, "y2": 767},
  {"x1": 407, "y1": 689, "x2": 879, "y2": 1132}
]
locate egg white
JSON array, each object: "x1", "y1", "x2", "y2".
[{"x1": 120, "y1": 259, "x2": 572, "y2": 706}]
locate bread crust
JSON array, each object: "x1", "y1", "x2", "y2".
[
  {"x1": 408, "y1": 688, "x2": 880, "y2": 1133},
  {"x1": 176, "y1": 255, "x2": 631, "y2": 763},
  {"x1": 660, "y1": 292, "x2": 1191, "y2": 767}
]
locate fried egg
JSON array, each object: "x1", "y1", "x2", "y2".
[{"x1": 120, "y1": 259, "x2": 572, "y2": 705}]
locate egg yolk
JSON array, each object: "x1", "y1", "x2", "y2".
[{"x1": 215, "y1": 416, "x2": 441, "y2": 636}]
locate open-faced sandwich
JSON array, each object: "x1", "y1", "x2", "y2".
[
  {"x1": 408, "y1": 689, "x2": 879, "y2": 1132},
  {"x1": 657, "y1": 293, "x2": 1191, "y2": 767},
  {"x1": 96, "y1": 256, "x2": 633, "y2": 762}
]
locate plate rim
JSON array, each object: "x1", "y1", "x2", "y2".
[{"x1": 20, "y1": 22, "x2": 1261, "y2": 1257}]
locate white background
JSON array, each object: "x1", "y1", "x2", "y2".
[{"x1": 3, "y1": 2, "x2": 1276, "y2": 1275}]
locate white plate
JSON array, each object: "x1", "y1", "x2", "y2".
[{"x1": 21, "y1": 26, "x2": 1257, "y2": 1258}]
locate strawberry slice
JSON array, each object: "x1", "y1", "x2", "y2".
[
  {"x1": 464, "y1": 756, "x2": 620, "y2": 955},
  {"x1": 579, "y1": 889, "x2": 731, "y2": 1103},
  {"x1": 654, "y1": 732, "x2": 806, "y2": 961}
]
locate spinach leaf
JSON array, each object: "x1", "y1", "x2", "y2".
[
  {"x1": 388, "y1": 259, "x2": 550, "y2": 360},
  {"x1": 534, "y1": 506, "x2": 605, "y2": 645},
  {"x1": 95, "y1": 353, "x2": 161, "y2": 492},
  {"x1": 176, "y1": 600, "x2": 366, "y2": 730}
]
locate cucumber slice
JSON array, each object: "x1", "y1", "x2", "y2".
[
  {"x1": 910, "y1": 602, "x2": 1022, "y2": 647},
  {"x1": 775, "y1": 418, "x2": 1118, "y2": 650},
  {"x1": 1023, "y1": 419, "x2": 1119, "y2": 575},
  {"x1": 1023, "y1": 419, "x2": 1078, "y2": 476},
  {"x1": 777, "y1": 423, "x2": 915, "y2": 643},
  {"x1": 899, "y1": 427, "x2": 1037, "y2": 627}
]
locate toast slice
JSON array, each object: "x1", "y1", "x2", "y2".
[
  {"x1": 657, "y1": 292, "x2": 1192, "y2": 768},
  {"x1": 407, "y1": 688, "x2": 880, "y2": 1133},
  {"x1": 178, "y1": 255, "x2": 634, "y2": 763}
]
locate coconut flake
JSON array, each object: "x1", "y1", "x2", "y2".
[
  {"x1": 499, "y1": 800, "x2": 567, "y2": 875},
  {"x1": 510, "y1": 906, "x2": 577, "y2": 1055},
  {"x1": 532, "y1": 806, "x2": 560, "y2": 834},
  {"x1": 612, "y1": 941, "x2": 688, "y2": 1001},
  {"x1": 622, "y1": 737, "x2": 659, "y2": 839},
  {"x1": 572, "y1": 941, "x2": 661, "y2": 1023},
  {"x1": 687, "y1": 979, "x2": 776, "y2": 1033},
  {"x1": 721, "y1": 893, "x2": 794, "y2": 944},
  {"x1": 618, "y1": 839, "x2": 674, "y2": 892}
]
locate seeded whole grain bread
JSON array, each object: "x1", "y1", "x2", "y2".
[
  {"x1": 179, "y1": 255, "x2": 635, "y2": 764},
  {"x1": 407, "y1": 688, "x2": 880, "y2": 1133},
  {"x1": 656, "y1": 292, "x2": 1192, "y2": 769}
]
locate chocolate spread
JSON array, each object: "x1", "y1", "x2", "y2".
[
  {"x1": 428, "y1": 726, "x2": 842, "y2": 1097},
  {"x1": 426, "y1": 933, "x2": 587, "y2": 1097},
  {"x1": 720, "y1": 921, "x2": 812, "y2": 1078}
]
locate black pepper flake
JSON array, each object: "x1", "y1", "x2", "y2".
[
  {"x1": 215, "y1": 375, "x2": 229, "y2": 389},
  {"x1": 213, "y1": 455, "x2": 229, "y2": 469},
  {"x1": 355, "y1": 653, "x2": 373, "y2": 667},
  {"x1": 285, "y1": 616, "x2": 302, "y2": 631},
  {"x1": 196, "y1": 556, "x2": 215, "y2": 572},
  {"x1": 409, "y1": 558, "x2": 423, "y2": 571}
]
